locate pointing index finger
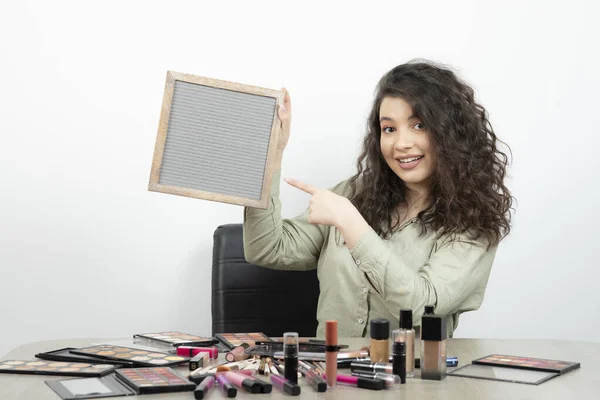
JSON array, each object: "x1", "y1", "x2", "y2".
[{"x1": 284, "y1": 178, "x2": 318, "y2": 195}]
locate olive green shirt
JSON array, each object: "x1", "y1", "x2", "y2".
[{"x1": 243, "y1": 170, "x2": 497, "y2": 338}]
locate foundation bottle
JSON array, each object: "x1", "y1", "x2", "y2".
[
  {"x1": 392, "y1": 309, "x2": 415, "y2": 378},
  {"x1": 420, "y1": 313, "x2": 447, "y2": 381},
  {"x1": 369, "y1": 318, "x2": 390, "y2": 363}
]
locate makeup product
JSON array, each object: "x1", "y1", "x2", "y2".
[
  {"x1": 350, "y1": 361, "x2": 393, "y2": 374},
  {"x1": 421, "y1": 313, "x2": 447, "y2": 380},
  {"x1": 216, "y1": 373, "x2": 238, "y2": 397},
  {"x1": 414, "y1": 356, "x2": 458, "y2": 368},
  {"x1": 394, "y1": 308, "x2": 415, "y2": 377},
  {"x1": 116, "y1": 367, "x2": 195, "y2": 394},
  {"x1": 270, "y1": 374, "x2": 301, "y2": 395},
  {"x1": 177, "y1": 346, "x2": 219, "y2": 359},
  {"x1": 369, "y1": 318, "x2": 390, "y2": 362},
  {"x1": 392, "y1": 341, "x2": 406, "y2": 383},
  {"x1": 324, "y1": 373, "x2": 385, "y2": 390},
  {"x1": 194, "y1": 375, "x2": 215, "y2": 399},
  {"x1": 424, "y1": 305, "x2": 435, "y2": 315},
  {"x1": 413, "y1": 356, "x2": 458, "y2": 368},
  {"x1": 242, "y1": 374, "x2": 273, "y2": 393},
  {"x1": 188, "y1": 369, "x2": 255, "y2": 385},
  {"x1": 351, "y1": 371, "x2": 401, "y2": 389},
  {"x1": 447, "y1": 364, "x2": 559, "y2": 385},
  {"x1": 283, "y1": 332, "x2": 299, "y2": 384},
  {"x1": 0, "y1": 360, "x2": 115, "y2": 377},
  {"x1": 46, "y1": 375, "x2": 136, "y2": 400},
  {"x1": 71, "y1": 345, "x2": 188, "y2": 367},
  {"x1": 224, "y1": 371, "x2": 261, "y2": 393},
  {"x1": 472, "y1": 354, "x2": 580, "y2": 374},
  {"x1": 326, "y1": 320, "x2": 338, "y2": 388},
  {"x1": 337, "y1": 357, "x2": 370, "y2": 368},
  {"x1": 304, "y1": 368, "x2": 327, "y2": 392},
  {"x1": 216, "y1": 333, "x2": 271, "y2": 350},
  {"x1": 35, "y1": 348, "x2": 134, "y2": 367},
  {"x1": 225, "y1": 343, "x2": 251, "y2": 362},
  {"x1": 133, "y1": 332, "x2": 217, "y2": 349},
  {"x1": 189, "y1": 352, "x2": 210, "y2": 371}
]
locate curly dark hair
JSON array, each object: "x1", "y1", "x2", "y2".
[{"x1": 348, "y1": 60, "x2": 513, "y2": 247}]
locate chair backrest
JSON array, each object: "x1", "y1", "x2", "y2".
[{"x1": 211, "y1": 224, "x2": 320, "y2": 337}]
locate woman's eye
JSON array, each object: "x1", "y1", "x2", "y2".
[
  {"x1": 382, "y1": 126, "x2": 395, "y2": 134},
  {"x1": 414, "y1": 122, "x2": 425, "y2": 130}
]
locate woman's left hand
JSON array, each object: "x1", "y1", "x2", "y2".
[{"x1": 284, "y1": 178, "x2": 355, "y2": 228}]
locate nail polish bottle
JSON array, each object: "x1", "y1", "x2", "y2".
[
  {"x1": 369, "y1": 318, "x2": 390, "y2": 362},
  {"x1": 394, "y1": 309, "x2": 415, "y2": 377},
  {"x1": 420, "y1": 313, "x2": 447, "y2": 381}
]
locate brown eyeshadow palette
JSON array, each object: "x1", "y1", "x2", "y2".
[
  {"x1": 215, "y1": 332, "x2": 271, "y2": 349},
  {"x1": 35, "y1": 347, "x2": 134, "y2": 367},
  {"x1": 472, "y1": 354, "x2": 581, "y2": 374},
  {"x1": 0, "y1": 360, "x2": 116, "y2": 377},
  {"x1": 133, "y1": 332, "x2": 218, "y2": 348},
  {"x1": 71, "y1": 345, "x2": 188, "y2": 367},
  {"x1": 115, "y1": 367, "x2": 195, "y2": 394}
]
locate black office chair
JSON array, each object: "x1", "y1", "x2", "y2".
[{"x1": 211, "y1": 224, "x2": 320, "y2": 337}]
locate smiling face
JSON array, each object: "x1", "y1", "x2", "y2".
[{"x1": 379, "y1": 97, "x2": 435, "y2": 195}]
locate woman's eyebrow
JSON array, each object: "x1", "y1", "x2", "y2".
[{"x1": 379, "y1": 114, "x2": 417, "y2": 123}]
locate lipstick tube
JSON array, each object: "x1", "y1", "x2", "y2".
[
  {"x1": 216, "y1": 374, "x2": 237, "y2": 398},
  {"x1": 177, "y1": 346, "x2": 219, "y2": 359},
  {"x1": 189, "y1": 352, "x2": 210, "y2": 371},
  {"x1": 225, "y1": 343, "x2": 251, "y2": 362},
  {"x1": 326, "y1": 320, "x2": 338, "y2": 388},
  {"x1": 270, "y1": 374, "x2": 301, "y2": 396},
  {"x1": 194, "y1": 376, "x2": 215, "y2": 400}
]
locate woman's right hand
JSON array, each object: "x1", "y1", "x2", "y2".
[{"x1": 276, "y1": 88, "x2": 291, "y2": 158}]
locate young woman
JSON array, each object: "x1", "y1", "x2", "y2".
[{"x1": 243, "y1": 60, "x2": 513, "y2": 338}]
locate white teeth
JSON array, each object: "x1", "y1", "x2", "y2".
[{"x1": 398, "y1": 156, "x2": 423, "y2": 163}]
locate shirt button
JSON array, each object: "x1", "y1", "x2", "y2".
[
  {"x1": 356, "y1": 260, "x2": 361, "y2": 265},
  {"x1": 362, "y1": 287, "x2": 368, "y2": 294},
  {"x1": 358, "y1": 318, "x2": 364, "y2": 324}
]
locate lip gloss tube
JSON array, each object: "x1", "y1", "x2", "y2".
[
  {"x1": 283, "y1": 332, "x2": 299, "y2": 384},
  {"x1": 351, "y1": 371, "x2": 401, "y2": 389},
  {"x1": 323, "y1": 373, "x2": 385, "y2": 390},
  {"x1": 326, "y1": 320, "x2": 338, "y2": 388},
  {"x1": 240, "y1": 374, "x2": 273, "y2": 393},
  {"x1": 188, "y1": 369, "x2": 256, "y2": 385},
  {"x1": 224, "y1": 371, "x2": 261, "y2": 393},
  {"x1": 216, "y1": 374, "x2": 237, "y2": 398},
  {"x1": 270, "y1": 374, "x2": 301, "y2": 396},
  {"x1": 304, "y1": 368, "x2": 327, "y2": 392},
  {"x1": 194, "y1": 376, "x2": 215, "y2": 400},
  {"x1": 225, "y1": 343, "x2": 251, "y2": 362},
  {"x1": 350, "y1": 361, "x2": 393, "y2": 374}
]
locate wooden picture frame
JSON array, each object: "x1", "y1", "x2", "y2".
[{"x1": 148, "y1": 71, "x2": 284, "y2": 209}]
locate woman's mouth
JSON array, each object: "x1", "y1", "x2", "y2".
[{"x1": 396, "y1": 155, "x2": 424, "y2": 169}]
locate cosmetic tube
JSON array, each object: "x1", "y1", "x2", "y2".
[
  {"x1": 270, "y1": 374, "x2": 301, "y2": 395},
  {"x1": 189, "y1": 352, "x2": 210, "y2": 371},
  {"x1": 395, "y1": 309, "x2": 415, "y2": 377},
  {"x1": 283, "y1": 332, "x2": 299, "y2": 384},
  {"x1": 351, "y1": 371, "x2": 401, "y2": 389},
  {"x1": 369, "y1": 318, "x2": 390, "y2": 362},
  {"x1": 323, "y1": 373, "x2": 385, "y2": 390},
  {"x1": 304, "y1": 369, "x2": 327, "y2": 392},
  {"x1": 216, "y1": 374, "x2": 237, "y2": 398},
  {"x1": 350, "y1": 361, "x2": 393, "y2": 374},
  {"x1": 337, "y1": 357, "x2": 370, "y2": 368},
  {"x1": 241, "y1": 374, "x2": 272, "y2": 393},
  {"x1": 224, "y1": 371, "x2": 261, "y2": 393},
  {"x1": 325, "y1": 320, "x2": 338, "y2": 388},
  {"x1": 177, "y1": 346, "x2": 219, "y2": 359},
  {"x1": 421, "y1": 314, "x2": 447, "y2": 380},
  {"x1": 225, "y1": 343, "x2": 251, "y2": 362},
  {"x1": 188, "y1": 370, "x2": 255, "y2": 385},
  {"x1": 392, "y1": 341, "x2": 406, "y2": 384},
  {"x1": 194, "y1": 376, "x2": 215, "y2": 400}
]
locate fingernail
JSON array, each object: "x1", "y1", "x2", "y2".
[{"x1": 280, "y1": 104, "x2": 287, "y2": 113}]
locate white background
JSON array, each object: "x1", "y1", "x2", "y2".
[{"x1": 1, "y1": 0, "x2": 598, "y2": 357}]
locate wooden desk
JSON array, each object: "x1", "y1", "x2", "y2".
[{"x1": 1, "y1": 337, "x2": 597, "y2": 399}]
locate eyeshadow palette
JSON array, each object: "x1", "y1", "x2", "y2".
[
  {"x1": 35, "y1": 347, "x2": 134, "y2": 367},
  {"x1": 115, "y1": 367, "x2": 196, "y2": 394},
  {"x1": 133, "y1": 332, "x2": 218, "y2": 348},
  {"x1": 46, "y1": 375, "x2": 136, "y2": 399},
  {"x1": 71, "y1": 345, "x2": 188, "y2": 367},
  {"x1": 215, "y1": 333, "x2": 271, "y2": 349},
  {"x1": 447, "y1": 364, "x2": 559, "y2": 385},
  {"x1": 0, "y1": 360, "x2": 116, "y2": 377},
  {"x1": 472, "y1": 354, "x2": 580, "y2": 374}
]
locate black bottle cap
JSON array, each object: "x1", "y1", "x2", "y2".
[
  {"x1": 284, "y1": 381, "x2": 301, "y2": 396},
  {"x1": 194, "y1": 386, "x2": 206, "y2": 400},
  {"x1": 242, "y1": 379, "x2": 261, "y2": 393},
  {"x1": 370, "y1": 318, "x2": 390, "y2": 340},
  {"x1": 315, "y1": 381, "x2": 327, "y2": 392},
  {"x1": 424, "y1": 305, "x2": 435, "y2": 315},
  {"x1": 399, "y1": 309, "x2": 413, "y2": 329},
  {"x1": 357, "y1": 377, "x2": 385, "y2": 390},
  {"x1": 188, "y1": 373, "x2": 213, "y2": 385},
  {"x1": 393, "y1": 341, "x2": 406, "y2": 355},
  {"x1": 254, "y1": 379, "x2": 273, "y2": 393},
  {"x1": 225, "y1": 385, "x2": 237, "y2": 398},
  {"x1": 421, "y1": 315, "x2": 447, "y2": 341}
]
